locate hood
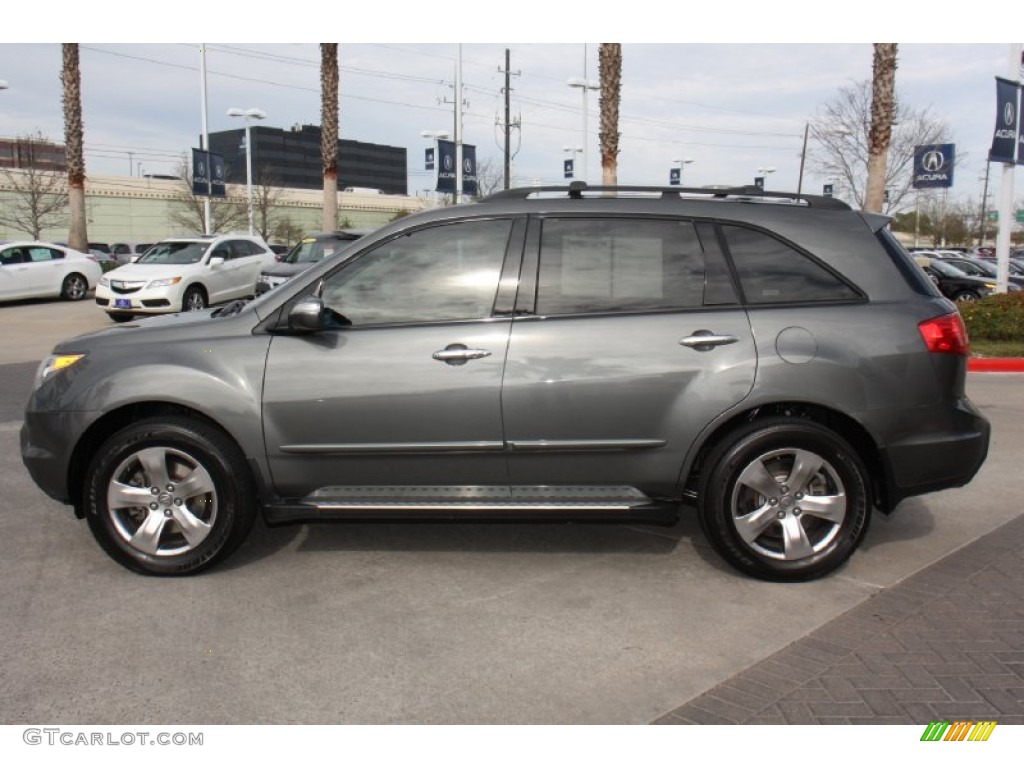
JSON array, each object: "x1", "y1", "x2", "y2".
[
  {"x1": 53, "y1": 307, "x2": 230, "y2": 352},
  {"x1": 105, "y1": 263, "x2": 199, "y2": 281},
  {"x1": 262, "y1": 262, "x2": 315, "y2": 278}
]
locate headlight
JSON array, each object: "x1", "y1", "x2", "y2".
[
  {"x1": 34, "y1": 354, "x2": 86, "y2": 389},
  {"x1": 147, "y1": 277, "x2": 182, "y2": 288}
]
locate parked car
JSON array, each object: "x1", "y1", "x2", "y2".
[
  {"x1": 0, "y1": 241, "x2": 103, "y2": 302},
  {"x1": 935, "y1": 254, "x2": 1024, "y2": 288},
  {"x1": 256, "y1": 229, "x2": 370, "y2": 296},
  {"x1": 269, "y1": 244, "x2": 290, "y2": 260},
  {"x1": 95, "y1": 234, "x2": 276, "y2": 322},
  {"x1": 913, "y1": 255, "x2": 998, "y2": 301},
  {"x1": 109, "y1": 241, "x2": 153, "y2": 265},
  {"x1": 21, "y1": 183, "x2": 990, "y2": 581}
]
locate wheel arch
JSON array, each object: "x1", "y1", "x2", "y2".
[
  {"x1": 683, "y1": 400, "x2": 888, "y2": 510},
  {"x1": 67, "y1": 401, "x2": 261, "y2": 517}
]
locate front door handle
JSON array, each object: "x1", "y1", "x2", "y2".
[
  {"x1": 433, "y1": 344, "x2": 492, "y2": 366},
  {"x1": 680, "y1": 331, "x2": 740, "y2": 351}
]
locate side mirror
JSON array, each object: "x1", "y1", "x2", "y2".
[
  {"x1": 208, "y1": 256, "x2": 225, "y2": 268},
  {"x1": 288, "y1": 298, "x2": 327, "y2": 332}
]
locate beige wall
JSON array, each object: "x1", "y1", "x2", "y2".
[{"x1": 0, "y1": 173, "x2": 427, "y2": 244}]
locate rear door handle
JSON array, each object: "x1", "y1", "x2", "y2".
[
  {"x1": 433, "y1": 344, "x2": 492, "y2": 365},
  {"x1": 680, "y1": 331, "x2": 740, "y2": 350}
]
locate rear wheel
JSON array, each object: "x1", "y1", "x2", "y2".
[
  {"x1": 61, "y1": 273, "x2": 89, "y2": 300},
  {"x1": 698, "y1": 418, "x2": 870, "y2": 581},
  {"x1": 84, "y1": 417, "x2": 257, "y2": 576}
]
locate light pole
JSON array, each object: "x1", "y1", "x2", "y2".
[
  {"x1": 227, "y1": 107, "x2": 266, "y2": 236},
  {"x1": 563, "y1": 146, "x2": 582, "y2": 179},
  {"x1": 673, "y1": 157, "x2": 694, "y2": 186},
  {"x1": 567, "y1": 77, "x2": 599, "y2": 184},
  {"x1": 421, "y1": 130, "x2": 451, "y2": 205}
]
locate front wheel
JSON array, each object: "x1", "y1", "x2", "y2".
[
  {"x1": 84, "y1": 417, "x2": 257, "y2": 575},
  {"x1": 182, "y1": 285, "x2": 207, "y2": 312},
  {"x1": 952, "y1": 290, "x2": 980, "y2": 302},
  {"x1": 698, "y1": 418, "x2": 870, "y2": 581}
]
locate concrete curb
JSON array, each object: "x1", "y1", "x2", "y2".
[{"x1": 968, "y1": 357, "x2": 1024, "y2": 372}]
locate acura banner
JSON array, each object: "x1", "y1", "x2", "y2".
[
  {"x1": 913, "y1": 144, "x2": 955, "y2": 189},
  {"x1": 435, "y1": 139, "x2": 478, "y2": 196},
  {"x1": 191, "y1": 148, "x2": 226, "y2": 198},
  {"x1": 989, "y1": 77, "x2": 1024, "y2": 165}
]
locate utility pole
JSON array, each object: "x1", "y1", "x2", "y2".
[
  {"x1": 497, "y1": 49, "x2": 521, "y2": 190},
  {"x1": 979, "y1": 161, "x2": 991, "y2": 247}
]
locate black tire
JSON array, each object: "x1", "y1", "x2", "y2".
[
  {"x1": 83, "y1": 417, "x2": 257, "y2": 576},
  {"x1": 182, "y1": 285, "x2": 207, "y2": 312},
  {"x1": 61, "y1": 272, "x2": 89, "y2": 301},
  {"x1": 109, "y1": 313, "x2": 134, "y2": 323},
  {"x1": 698, "y1": 418, "x2": 870, "y2": 582},
  {"x1": 952, "y1": 290, "x2": 979, "y2": 302}
]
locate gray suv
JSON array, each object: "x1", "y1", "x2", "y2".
[{"x1": 21, "y1": 184, "x2": 990, "y2": 580}]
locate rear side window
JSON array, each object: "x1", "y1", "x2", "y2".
[
  {"x1": 876, "y1": 227, "x2": 940, "y2": 297},
  {"x1": 722, "y1": 225, "x2": 861, "y2": 304},
  {"x1": 536, "y1": 218, "x2": 713, "y2": 315}
]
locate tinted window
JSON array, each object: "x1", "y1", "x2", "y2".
[
  {"x1": 723, "y1": 225, "x2": 860, "y2": 304},
  {"x1": 0, "y1": 248, "x2": 24, "y2": 266},
  {"x1": 137, "y1": 242, "x2": 207, "y2": 265},
  {"x1": 321, "y1": 219, "x2": 513, "y2": 326},
  {"x1": 536, "y1": 218, "x2": 708, "y2": 315}
]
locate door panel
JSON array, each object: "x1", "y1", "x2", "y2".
[{"x1": 502, "y1": 216, "x2": 756, "y2": 497}]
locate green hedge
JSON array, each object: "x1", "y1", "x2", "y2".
[{"x1": 958, "y1": 293, "x2": 1024, "y2": 341}]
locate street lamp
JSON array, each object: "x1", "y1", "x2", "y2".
[
  {"x1": 567, "y1": 77, "x2": 599, "y2": 184},
  {"x1": 227, "y1": 107, "x2": 266, "y2": 236},
  {"x1": 563, "y1": 146, "x2": 582, "y2": 179},
  {"x1": 672, "y1": 157, "x2": 694, "y2": 186}
]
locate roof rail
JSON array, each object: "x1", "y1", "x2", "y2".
[{"x1": 478, "y1": 182, "x2": 851, "y2": 211}]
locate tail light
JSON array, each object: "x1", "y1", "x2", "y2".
[{"x1": 918, "y1": 312, "x2": 969, "y2": 355}]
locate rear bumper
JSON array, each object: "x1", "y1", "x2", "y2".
[{"x1": 876, "y1": 396, "x2": 990, "y2": 511}]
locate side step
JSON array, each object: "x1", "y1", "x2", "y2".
[{"x1": 263, "y1": 485, "x2": 680, "y2": 526}]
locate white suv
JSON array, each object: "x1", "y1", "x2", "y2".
[{"x1": 95, "y1": 235, "x2": 275, "y2": 322}]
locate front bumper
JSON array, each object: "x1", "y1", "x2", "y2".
[
  {"x1": 95, "y1": 283, "x2": 180, "y2": 314},
  {"x1": 21, "y1": 409, "x2": 100, "y2": 509}
]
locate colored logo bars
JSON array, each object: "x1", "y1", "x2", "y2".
[
  {"x1": 989, "y1": 77, "x2": 1024, "y2": 165},
  {"x1": 920, "y1": 720, "x2": 997, "y2": 742},
  {"x1": 913, "y1": 144, "x2": 955, "y2": 189}
]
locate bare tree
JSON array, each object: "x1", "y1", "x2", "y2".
[
  {"x1": 168, "y1": 160, "x2": 247, "y2": 234},
  {"x1": 321, "y1": 43, "x2": 339, "y2": 230},
  {"x1": 0, "y1": 133, "x2": 69, "y2": 239},
  {"x1": 62, "y1": 43, "x2": 88, "y2": 251},
  {"x1": 865, "y1": 44, "x2": 898, "y2": 212},
  {"x1": 598, "y1": 43, "x2": 622, "y2": 186},
  {"x1": 471, "y1": 158, "x2": 504, "y2": 199},
  {"x1": 809, "y1": 80, "x2": 949, "y2": 213},
  {"x1": 251, "y1": 169, "x2": 289, "y2": 242}
]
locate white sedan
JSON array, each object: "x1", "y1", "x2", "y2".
[{"x1": 0, "y1": 241, "x2": 104, "y2": 302}]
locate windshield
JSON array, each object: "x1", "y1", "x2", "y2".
[
  {"x1": 928, "y1": 260, "x2": 970, "y2": 278},
  {"x1": 285, "y1": 238, "x2": 348, "y2": 265},
  {"x1": 136, "y1": 242, "x2": 208, "y2": 265}
]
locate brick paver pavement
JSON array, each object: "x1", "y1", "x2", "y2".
[{"x1": 654, "y1": 513, "x2": 1024, "y2": 725}]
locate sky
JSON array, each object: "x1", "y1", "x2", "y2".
[{"x1": 0, "y1": 4, "x2": 1020, "y2": 211}]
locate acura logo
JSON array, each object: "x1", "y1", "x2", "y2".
[
  {"x1": 464, "y1": 158, "x2": 473, "y2": 174},
  {"x1": 443, "y1": 155, "x2": 453, "y2": 171},
  {"x1": 1005, "y1": 102, "x2": 1016, "y2": 126},
  {"x1": 922, "y1": 151, "x2": 945, "y2": 172}
]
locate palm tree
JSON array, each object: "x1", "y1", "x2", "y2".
[
  {"x1": 321, "y1": 43, "x2": 339, "y2": 230},
  {"x1": 598, "y1": 43, "x2": 622, "y2": 187},
  {"x1": 864, "y1": 43, "x2": 898, "y2": 212},
  {"x1": 62, "y1": 43, "x2": 88, "y2": 251}
]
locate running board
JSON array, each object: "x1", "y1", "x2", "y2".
[{"x1": 262, "y1": 485, "x2": 680, "y2": 526}]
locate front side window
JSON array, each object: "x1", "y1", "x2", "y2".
[
  {"x1": 1, "y1": 248, "x2": 24, "y2": 266},
  {"x1": 536, "y1": 218, "x2": 708, "y2": 315},
  {"x1": 320, "y1": 218, "x2": 513, "y2": 326},
  {"x1": 723, "y1": 225, "x2": 861, "y2": 304}
]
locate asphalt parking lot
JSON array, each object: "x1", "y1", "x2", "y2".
[{"x1": 1, "y1": 297, "x2": 1021, "y2": 724}]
